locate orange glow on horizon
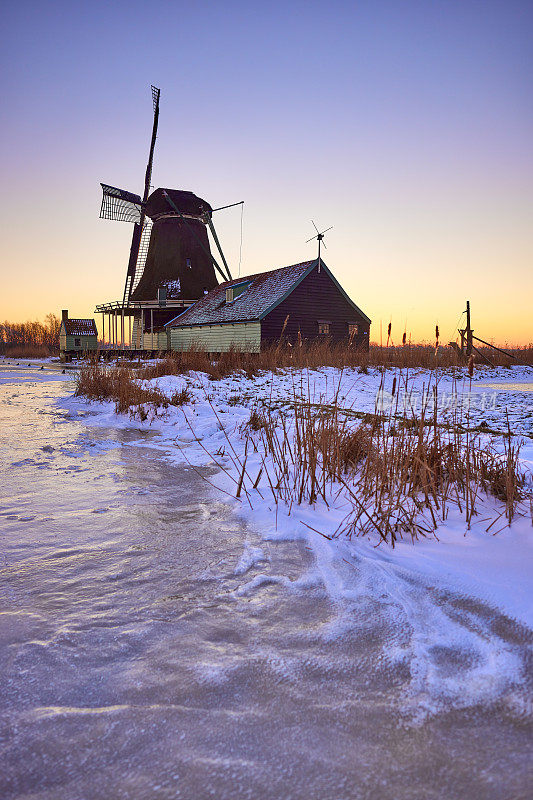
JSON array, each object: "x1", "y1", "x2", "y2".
[{"x1": 1, "y1": 3, "x2": 531, "y2": 348}]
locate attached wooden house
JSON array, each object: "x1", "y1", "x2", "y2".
[
  {"x1": 166, "y1": 259, "x2": 370, "y2": 353},
  {"x1": 59, "y1": 310, "x2": 98, "y2": 360}
]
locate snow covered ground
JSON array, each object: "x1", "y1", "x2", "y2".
[
  {"x1": 1, "y1": 364, "x2": 532, "y2": 798},
  {"x1": 62, "y1": 363, "x2": 533, "y2": 632}
]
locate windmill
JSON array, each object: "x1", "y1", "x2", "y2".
[
  {"x1": 99, "y1": 86, "x2": 235, "y2": 307},
  {"x1": 306, "y1": 220, "x2": 333, "y2": 272}
]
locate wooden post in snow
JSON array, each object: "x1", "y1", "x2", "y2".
[{"x1": 465, "y1": 300, "x2": 473, "y2": 357}]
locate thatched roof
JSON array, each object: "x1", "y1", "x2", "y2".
[{"x1": 145, "y1": 189, "x2": 212, "y2": 220}]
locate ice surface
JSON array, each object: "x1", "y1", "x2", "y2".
[{"x1": 0, "y1": 367, "x2": 531, "y2": 799}]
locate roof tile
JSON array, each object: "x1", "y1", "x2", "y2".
[
  {"x1": 63, "y1": 319, "x2": 98, "y2": 336},
  {"x1": 168, "y1": 261, "x2": 315, "y2": 327}
]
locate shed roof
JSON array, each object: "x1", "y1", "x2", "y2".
[
  {"x1": 166, "y1": 259, "x2": 371, "y2": 328},
  {"x1": 62, "y1": 319, "x2": 98, "y2": 336}
]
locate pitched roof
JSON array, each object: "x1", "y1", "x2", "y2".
[
  {"x1": 166, "y1": 261, "x2": 316, "y2": 327},
  {"x1": 166, "y1": 259, "x2": 371, "y2": 328},
  {"x1": 62, "y1": 319, "x2": 98, "y2": 336}
]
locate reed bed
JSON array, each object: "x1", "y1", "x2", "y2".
[
  {"x1": 75, "y1": 358, "x2": 528, "y2": 545},
  {"x1": 74, "y1": 363, "x2": 190, "y2": 420},
  {"x1": 134, "y1": 341, "x2": 533, "y2": 380},
  {"x1": 1, "y1": 344, "x2": 54, "y2": 358},
  {"x1": 236, "y1": 377, "x2": 526, "y2": 545}
]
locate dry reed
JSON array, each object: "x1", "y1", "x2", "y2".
[
  {"x1": 106, "y1": 341, "x2": 533, "y2": 382},
  {"x1": 74, "y1": 352, "x2": 529, "y2": 545},
  {"x1": 74, "y1": 363, "x2": 190, "y2": 419},
  {"x1": 238, "y1": 377, "x2": 526, "y2": 545}
]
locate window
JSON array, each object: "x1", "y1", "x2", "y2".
[
  {"x1": 186, "y1": 258, "x2": 192, "y2": 269},
  {"x1": 226, "y1": 282, "x2": 250, "y2": 304},
  {"x1": 348, "y1": 323, "x2": 359, "y2": 337},
  {"x1": 318, "y1": 322, "x2": 330, "y2": 335},
  {"x1": 74, "y1": 338, "x2": 81, "y2": 347}
]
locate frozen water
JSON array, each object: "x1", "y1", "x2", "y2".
[{"x1": 0, "y1": 368, "x2": 531, "y2": 799}]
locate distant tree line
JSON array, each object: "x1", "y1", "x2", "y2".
[{"x1": 0, "y1": 313, "x2": 61, "y2": 354}]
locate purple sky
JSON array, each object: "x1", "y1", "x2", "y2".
[{"x1": 1, "y1": 1, "x2": 532, "y2": 343}]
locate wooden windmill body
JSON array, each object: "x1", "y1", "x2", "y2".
[{"x1": 95, "y1": 86, "x2": 238, "y2": 351}]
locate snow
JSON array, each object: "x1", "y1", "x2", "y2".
[
  {"x1": 1, "y1": 362, "x2": 531, "y2": 783},
  {"x1": 60, "y1": 363, "x2": 533, "y2": 639},
  {"x1": 0, "y1": 359, "x2": 75, "y2": 384}
]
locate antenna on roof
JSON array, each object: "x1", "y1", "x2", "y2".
[{"x1": 306, "y1": 220, "x2": 332, "y2": 272}]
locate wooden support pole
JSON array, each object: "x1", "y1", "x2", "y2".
[
  {"x1": 204, "y1": 214, "x2": 232, "y2": 281},
  {"x1": 466, "y1": 300, "x2": 473, "y2": 357},
  {"x1": 472, "y1": 334, "x2": 517, "y2": 359},
  {"x1": 151, "y1": 309, "x2": 154, "y2": 350},
  {"x1": 472, "y1": 343, "x2": 495, "y2": 367}
]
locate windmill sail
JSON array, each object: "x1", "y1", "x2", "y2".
[
  {"x1": 122, "y1": 86, "x2": 160, "y2": 305},
  {"x1": 100, "y1": 184, "x2": 142, "y2": 223},
  {"x1": 129, "y1": 218, "x2": 153, "y2": 296},
  {"x1": 99, "y1": 86, "x2": 221, "y2": 307}
]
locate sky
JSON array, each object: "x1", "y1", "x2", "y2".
[{"x1": 1, "y1": 0, "x2": 531, "y2": 345}]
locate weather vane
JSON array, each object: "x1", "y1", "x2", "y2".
[{"x1": 306, "y1": 220, "x2": 333, "y2": 272}]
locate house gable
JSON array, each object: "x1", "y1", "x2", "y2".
[
  {"x1": 257, "y1": 261, "x2": 370, "y2": 324},
  {"x1": 261, "y1": 264, "x2": 371, "y2": 345},
  {"x1": 165, "y1": 259, "x2": 371, "y2": 351}
]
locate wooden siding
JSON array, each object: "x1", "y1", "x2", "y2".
[
  {"x1": 170, "y1": 322, "x2": 260, "y2": 353},
  {"x1": 131, "y1": 318, "x2": 143, "y2": 349},
  {"x1": 261, "y1": 266, "x2": 370, "y2": 350},
  {"x1": 143, "y1": 331, "x2": 169, "y2": 350},
  {"x1": 60, "y1": 334, "x2": 97, "y2": 351}
]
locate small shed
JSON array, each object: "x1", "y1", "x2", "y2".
[
  {"x1": 166, "y1": 259, "x2": 370, "y2": 353},
  {"x1": 59, "y1": 310, "x2": 98, "y2": 358}
]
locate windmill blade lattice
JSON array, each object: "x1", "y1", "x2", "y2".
[
  {"x1": 100, "y1": 184, "x2": 142, "y2": 223},
  {"x1": 130, "y1": 218, "x2": 153, "y2": 295}
]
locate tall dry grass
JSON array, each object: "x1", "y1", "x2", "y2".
[
  {"x1": 134, "y1": 341, "x2": 533, "y2": 381},
  {"x1": 74, "y1": 363, "x2": 190, "y2": 420},
  {"x1": 75, "y1": 357, "x2": 528, "y2": 544},
  {"x1": 237, "y1": 378, "x2": 526, "y2": 545},
  {"x1": 2, "y1": 344, "x2": 54, "y2": 358}
]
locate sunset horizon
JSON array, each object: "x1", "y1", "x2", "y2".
[{"x1": 1, "y1": 1, "x2": 531, "y2": 347}]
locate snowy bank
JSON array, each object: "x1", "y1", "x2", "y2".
[{"x1": 63, "y1": 365, "x2": 533, "y2": 626}]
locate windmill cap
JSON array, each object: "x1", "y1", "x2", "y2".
[{"x1": 146, "y1": 188, "x2": 212, "y2": 220}]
